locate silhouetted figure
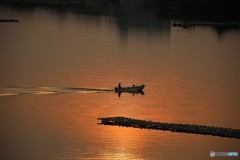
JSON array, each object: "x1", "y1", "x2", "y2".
[{"x1": 118, "y1": 82, "x2": 122, "y2": 89}]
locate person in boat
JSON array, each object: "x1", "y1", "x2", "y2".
[{"x1": 118, "y1": 82, "x2": 122, "y2": 89}]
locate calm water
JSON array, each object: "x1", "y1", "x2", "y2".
[{"x1": 0, "y1": 5, "x2": 240, "y2": 160}]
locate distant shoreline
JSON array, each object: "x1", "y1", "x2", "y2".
[
  {"x1": 1, "y1": 0, "x2": 240, "y2": 20},
  {"x1": 1, "y1": 0, "x2": 239, "y2": 9}
]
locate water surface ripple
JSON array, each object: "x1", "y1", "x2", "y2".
[{"x1": 0, "y1": 86, "x2": 113, "y2": 96}]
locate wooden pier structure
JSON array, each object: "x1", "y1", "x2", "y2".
[{"x1": 98, "y1": 117, "x2": 240, "y2": 139}]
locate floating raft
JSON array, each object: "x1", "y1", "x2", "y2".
[
  {"x1": 98, "y1": 117, "x2": 240, "y2": 139},
  {"x1": 172, "y1": 22, "x2": 240, "y2": 28},
  {"x1": 0, "y1": 19, "x2": 19, "y2": 22}
]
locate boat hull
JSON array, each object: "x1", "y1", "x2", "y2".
[{"x1": 115, "y1": 85, "x2": 145, "y2": 92}]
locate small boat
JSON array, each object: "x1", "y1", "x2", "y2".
[{"x1": 115, "y1": 84, "x2": 145, "y2": 92}]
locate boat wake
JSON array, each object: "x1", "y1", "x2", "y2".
[{"x1": 0, "y1": 86, "x2": 114, "y2": 97}]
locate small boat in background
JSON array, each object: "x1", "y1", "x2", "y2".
[{"x1": 114, "y1": 83, "x2": 145, "y2": 93}]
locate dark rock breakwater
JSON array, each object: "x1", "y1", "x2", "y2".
[{"x1": 98, "y1": 117, "x2": 240, "y2": 139}]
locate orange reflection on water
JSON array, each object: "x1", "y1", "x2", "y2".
[{"x1": 97, "y1": 126, "x2": 143, "y2": 160}]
